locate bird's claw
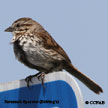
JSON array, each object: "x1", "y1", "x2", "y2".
[
  {"x1": 25, "y1": 75, "x2": 33, "y2": 87},
  {"x1": 25, "y1": 72, "x2": 45, "y2": 87},
  {"x1": 37, "y1": 72, "x2": 45, "y2": 86}
]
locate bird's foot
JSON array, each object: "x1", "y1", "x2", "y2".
[
  {"x1": 25, "y1": 75, "x2": 33, "y2": 87},
  {"x1": 37, "y1": 72, "x2": 45, "y2": 86},
  {"x1": 25, "y1": 72, "x2": 41, "y2": 87},
  {"x1": 25, "y1": 72, "x2": 45, "y2": 87}
]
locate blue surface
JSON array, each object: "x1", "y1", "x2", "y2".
[{"x1": 0, "y1": 80, "x2": 77, "y2": 108}]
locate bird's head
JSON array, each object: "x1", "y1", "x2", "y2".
[
  {"x1": 5, "y1": 17, "x2": 42, "y2": 34},
  {"x1": 5, "y1": 17, "x2": 44, "y2": 43}
]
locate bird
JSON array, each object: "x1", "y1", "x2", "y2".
[{"x1": 5, "y1": 17, "x2": 103, "y2": 94}]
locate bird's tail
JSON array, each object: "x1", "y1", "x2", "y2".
[{"x1": 64, "y1": 63, "x2": 103, "y2": 94}]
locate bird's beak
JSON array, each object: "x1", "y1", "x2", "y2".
[{"x1": 5, "y1": 26, "x2": 14, "y2": 32}]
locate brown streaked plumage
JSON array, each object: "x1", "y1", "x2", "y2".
[{"x1": 5, "y1": 17, "x2": 103, "y2": 94}]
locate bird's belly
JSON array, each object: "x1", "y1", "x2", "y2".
[
  {"x1": 22, "y1": 42, "x2": 53, "y2": 69},
  {"x1": 14, "y1": 37, "x2": 63, "y2": 71}
]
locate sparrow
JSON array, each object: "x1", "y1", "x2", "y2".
[{"x1": 5, "y1": 17, "x2": 103, "y2": 94}]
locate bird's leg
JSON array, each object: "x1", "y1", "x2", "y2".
[
  {"x1": 41, "y1": 72, "x2": 45, "y2": 86},
  {"x1": 25, "y1": 72, "x2": 41, "y2": 87},
  {"x1": 37, "y1": 72, "x2": 45, "y2": 86}
]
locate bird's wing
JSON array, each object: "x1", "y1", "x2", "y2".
[{"x1": 36, "y1": 31, "x2": 71, "y2": 63}]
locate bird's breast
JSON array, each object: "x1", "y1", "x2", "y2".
[{"x1": 14, "y1": 35, "x2": 54, "y2": 69}]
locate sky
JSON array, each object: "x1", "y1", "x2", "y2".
[{"x1": 0, "y1": 0, "x2": 107, "y2": 108}]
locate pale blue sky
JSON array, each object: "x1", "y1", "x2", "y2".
[{"x1": 0, "y1": 0, "x2": 107, "y2": 107}]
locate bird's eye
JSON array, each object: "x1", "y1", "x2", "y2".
[
  {"x1": 16, "y1": 24, "x2": 20, "y2": 27},
  {"x1": 25, "y1": 28, "x2": 28, "y2": 31}
]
